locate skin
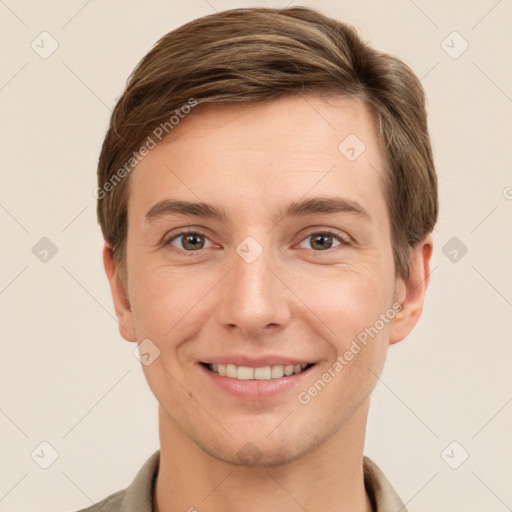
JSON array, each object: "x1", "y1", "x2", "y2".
[{"x1": 103, "y1": 94, "x2": 433, "y2": 512}]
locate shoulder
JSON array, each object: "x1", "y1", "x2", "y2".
[
  {"x1": 363, "y1": 455, "x2": 407, "y2": 511},
  {"x1": 66, "y1": 450, "x2": 160, "y2": 512},
  {"x1": 70, "y1": 489, "x2": 125, "y2": 512}
]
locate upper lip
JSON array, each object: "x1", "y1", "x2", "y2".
[{"x1": 200, "y1": 355, "x2": 315, "y2": 367}]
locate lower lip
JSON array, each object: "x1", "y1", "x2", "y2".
[{"x1": 198, "y1": 363, "x2": 314, "y2": 400}]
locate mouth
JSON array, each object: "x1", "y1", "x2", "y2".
[{"x1": 200, "y1": 362, "x2": 316, "y2": 380}]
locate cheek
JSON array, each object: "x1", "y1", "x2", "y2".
[
  {"x1": 300, "y1": 268, "x2": 393, "y2": 406},
  {"x1": 129, "y1": 264, "x2": 216, "y2": 342},
  {"x1": 298, "y1": 264, "x2": 394, "y2": 346}
]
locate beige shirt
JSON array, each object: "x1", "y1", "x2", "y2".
[{"x1": 74, "y1": 450, "x2": 407, "y2": 512}]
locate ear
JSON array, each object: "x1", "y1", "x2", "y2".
[
  {"x1": 102, "y1": 242, "x2": 136, "y2": 342},
  {"x1": 389, "y1": 234, "x2": 433, "y2": 345}
]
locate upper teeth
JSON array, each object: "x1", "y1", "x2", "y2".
[{"x1": 209, "y1": 363, "x2": 308, "y2": 380}]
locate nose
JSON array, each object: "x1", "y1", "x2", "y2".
[{"x1": 215, "y1": 240, "x2": 291, "y2": 338}]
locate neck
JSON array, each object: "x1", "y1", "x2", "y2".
[{"x1": 154, "y1": 400, "x2": 373, "y2": 512}]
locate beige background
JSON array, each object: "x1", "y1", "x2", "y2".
[{"x1": 1, "y1": 0, "x2": 511, "y2": 510}]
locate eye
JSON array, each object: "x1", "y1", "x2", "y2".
[
  {"x1": 164, "y1": 230, "x2": 214, "y2": 251},
  {"x1": 298, "y1": 229, "x2": 349, "y2": 251},
  {"x1": 162, "y1": 228, "x2": 350, "y2": 254}
]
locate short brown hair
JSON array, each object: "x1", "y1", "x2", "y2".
[{"x1": 96, "y1": 6, "x2": 438, "y2": 282}]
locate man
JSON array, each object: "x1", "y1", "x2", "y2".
[{"x1": 85, "y1": 6, "x2": 437, "y2": 511}]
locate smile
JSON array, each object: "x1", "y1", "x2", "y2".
[
  {"x1": 202, "y1": 362, "x2": 315, "y2": 380},
  {"x1": 198, "y1": 355, "x2": 316, "y2": 401}
]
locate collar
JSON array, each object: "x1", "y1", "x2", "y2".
[{"x1": 121, "y1": 450, "x2": 407, "y2": 512}]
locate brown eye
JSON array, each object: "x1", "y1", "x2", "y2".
[
  {"x1": 298, "y1": 230, "x2": 348, "y2": 252},
  {"x1": 310, "y1": 233, "x2": 335, "y2": 250},
  {"x1": 166, "y1": 231, "x2": 212, "y2": 251}
]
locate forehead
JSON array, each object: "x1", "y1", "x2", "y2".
[{"x1": 128, "y1": 94, "x2": 387, "y2": 224}]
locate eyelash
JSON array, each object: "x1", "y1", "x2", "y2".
[{"x1": 162, "y1": 228, "x2": 351, "y2": 254}]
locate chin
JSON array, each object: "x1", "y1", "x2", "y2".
[
  {"x1": 194, "y1": 423, "x2": 331, "y2": 468},
  {"x1": 198, "y1": 439, "x2": 306, "y2": 467}
]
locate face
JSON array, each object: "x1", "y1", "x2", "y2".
[{"x1": 105, "y1": 94, "x2": 430, "y2": 466}]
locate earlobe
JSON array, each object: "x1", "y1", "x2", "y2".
[
  {"x1": 389, "y1": 234, "x2": 433, "y2": 345},
  {"x1": 102, "y1": 242, "x2": 137, "y2": 342}
]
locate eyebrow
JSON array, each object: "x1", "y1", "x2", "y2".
[{"x1": 145, "y1": 196, "x2": 370, "y2": 224}]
